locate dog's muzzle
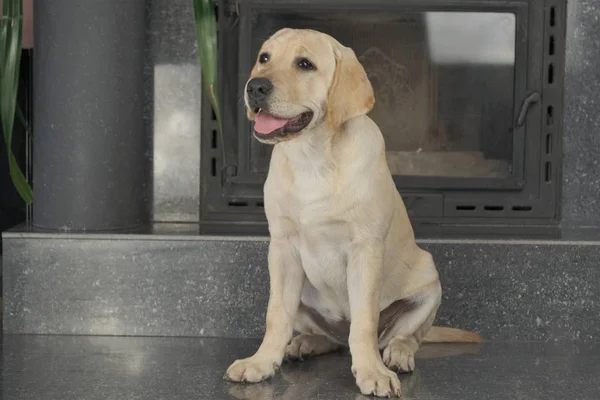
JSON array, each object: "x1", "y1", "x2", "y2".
[{"x1": 246, "y1": 77, "x2": 273, "y2": 111}]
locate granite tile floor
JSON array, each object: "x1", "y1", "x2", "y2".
[{"x1": 2, "y1": 335, "x2": 599, "y2": 400}]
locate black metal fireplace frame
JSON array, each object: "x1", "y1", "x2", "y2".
[{"x1": 199, "y1": 0, "x2": 566, "y2": 236}]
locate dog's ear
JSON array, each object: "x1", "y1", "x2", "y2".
[{"x1": 327, "y1": 45, "x2": 374, "y2": 131}]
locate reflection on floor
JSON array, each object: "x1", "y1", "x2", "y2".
[{"x1": 2, "y1": 335, "x2": 599, "y2": 400}]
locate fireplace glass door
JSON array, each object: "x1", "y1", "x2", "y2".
[
  {"x1": 236, "y1": 3, "x2": 528, "y2": 189},
  {"x1": 201, "y1": 0, "x2": 564, "y2": 234}
]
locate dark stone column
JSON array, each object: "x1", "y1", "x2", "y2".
[{"x1": 33, "y1": 0, "x2": 151, "y2": 231}]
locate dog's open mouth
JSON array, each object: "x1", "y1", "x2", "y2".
[{"x1": 253, "y1": 109, "x2": 313, "y2": 139}]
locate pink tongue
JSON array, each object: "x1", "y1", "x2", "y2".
[{"x1": 254, "y1": 112, "x2": 290, "y2": 134}]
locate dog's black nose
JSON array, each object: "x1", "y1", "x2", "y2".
[{"x1": 246, "y1": 78, "x2": 273, "y2": 100}]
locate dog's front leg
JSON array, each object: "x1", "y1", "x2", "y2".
[
  {"x1": 347, "y1": 240, "x2": 401, "y2": 397},
  {"x1": 224, "y1": 238, "x2": 304, "y2": 383}
]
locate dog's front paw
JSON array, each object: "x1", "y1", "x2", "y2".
[
  {"x1": 224, "y1": 356, "x2": 280, "y2": 383},
  {"x1": 352, "y1": 362, "x2": 401, "y2": 398}
]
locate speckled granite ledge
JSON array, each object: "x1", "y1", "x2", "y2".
[{"x1": 3, "y1": 226, "x2": 599, "y2": 341}]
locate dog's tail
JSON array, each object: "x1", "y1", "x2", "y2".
[{"x1": 422, "y1": 326, "x2": 484, "y2": 343}]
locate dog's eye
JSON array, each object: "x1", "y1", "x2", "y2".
[
  {"x1": 258, "y1": 52, "x2": 270, "y2": 64},
  {"x1": 296, "y1": 57, "x2": 316, "y2": 71}
]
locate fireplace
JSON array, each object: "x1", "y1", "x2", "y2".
[{"x1": 199, "y1": 0, "x2": 566, "y2": 236}]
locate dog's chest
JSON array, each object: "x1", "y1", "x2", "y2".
[
  {"x1": 288, "y1": 174, "x2": 349, "y2": 240},
  {"x1": 288, "y1": 176, "x2": 352, "y2": 317},
  {"x1": 295, "y1": 222, "x2": 351, "y2": 320}
]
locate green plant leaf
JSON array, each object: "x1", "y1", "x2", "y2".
[
  {"x1": 1, "y1": 0, "x2": 32, "y2": 204},
  {"x1": 192, "y1": 0, "x2": 226, "y2": 167}
]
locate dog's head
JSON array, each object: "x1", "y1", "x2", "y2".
[{"x1": 245, "y1": 28, "x2": 374, "y2": 144}]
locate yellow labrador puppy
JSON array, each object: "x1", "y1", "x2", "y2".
[{"x1": 224, "y1": 28, "x2": 482, "y2": 397}]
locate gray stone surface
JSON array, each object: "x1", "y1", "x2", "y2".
[
  {"x1": 3, "y1": 236, "x2": 269, "y2": 338},
  {"x1": 562, "y1": 0, "x2": 600, "y2": 227},
  {"x1": 431, "y1": 241, "x2": 599, "y2": 342},
  {"x1": 147, "y1": 0, "x2": 202, "y2": 222},
  {"x1": 3, "y1": 230, "x2": 599, "y2": 340},
  {"x1": 2, "y1": 335, "x2": 600, "y2": 400}
]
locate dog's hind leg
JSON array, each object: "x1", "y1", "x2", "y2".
[
  {"x1": 378, "y1": 280, "x2": 442, "y2": 373},
  {"x1": 285, "y1": 303, "x2": 346, "y2": 361},
  {"x1": 286, "y1": 334, "x2": 342, "y2": 360}
]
